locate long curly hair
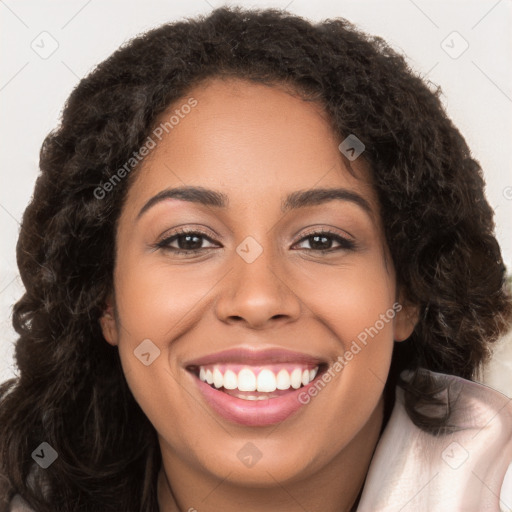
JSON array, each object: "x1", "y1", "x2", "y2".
[{"x1": 1, "y1": 6, "x2": 511, "y2": 511}]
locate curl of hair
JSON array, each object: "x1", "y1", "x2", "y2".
[{"x1": 1, "y1": 6, "x2": 511, "y2": 510}]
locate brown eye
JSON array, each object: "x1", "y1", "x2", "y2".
[
  {"x1": 156, "y1": 229, "x2": 219, "y2": 255},
  {"x1": 293, "y1": 231, "x2": 356, "y2": 252}
]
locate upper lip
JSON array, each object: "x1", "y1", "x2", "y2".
[{"x1": 185, "y1": 347, "x2": 326, "y2": 368}]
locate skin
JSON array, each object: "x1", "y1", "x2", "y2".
[{"x1": 100, "y1": 77, "x2": 417, "y2": 512}]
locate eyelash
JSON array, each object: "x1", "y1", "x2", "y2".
[{"x1": 154, "y1": 227, "x2": 357, "y2": 256}]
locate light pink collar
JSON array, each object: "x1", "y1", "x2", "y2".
[{"x1": 357, "y1": 369, "x2": 512, "y2": 511}]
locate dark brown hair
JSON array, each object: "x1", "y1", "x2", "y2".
[{"x1": 1, "y1": 6, "x2": 511, "y2": 511}]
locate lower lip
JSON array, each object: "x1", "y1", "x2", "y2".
[{"x1": 191, "y1": 373, "x2": 319, "y2": 427}]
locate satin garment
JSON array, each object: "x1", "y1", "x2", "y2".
[{"x1": 356, "y1": 369, "x2": 512, "y2": 512}]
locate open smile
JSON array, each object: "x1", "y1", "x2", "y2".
[{"x1": 185, "y1": 348, "x2": 328, "y2": 426}]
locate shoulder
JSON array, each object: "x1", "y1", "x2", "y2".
[
  {"x1": 357, "y1": 369, "x2": 512, "y2": 512},
  {"x1": 8, "y1": 494, "x2": 36, "y2": 512},
  {"x1": 7, "y1": 462, "x2": 49, "y2": 512}
]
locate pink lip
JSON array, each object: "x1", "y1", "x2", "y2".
[
  {"x1": 185, "y1": 347, "x2": 324, "y2": 367},
  {"x1": 192, "y1": 374, "x2": 321, "y2": 427},
  {"x1": 184, "y1": 347, "x2": 326, "y2": 427}
]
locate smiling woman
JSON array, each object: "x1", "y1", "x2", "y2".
[{"x1": 1, "y1": 6, "x2": 512, "y2": 512}]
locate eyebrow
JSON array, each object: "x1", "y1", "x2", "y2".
[{"x1": 136, "y1": 185, "x2": 372, "y2": 219}]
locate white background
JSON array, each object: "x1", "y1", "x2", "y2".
[{"x1": 1, "y1": 0, "x2": 512, "y2": 392}]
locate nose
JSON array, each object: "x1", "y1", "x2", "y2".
[{"x1": 214, "y1": 242, "x2": 302, "y2": 330}]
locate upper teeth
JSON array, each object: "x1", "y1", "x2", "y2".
[{"x1": 198, "y1": 365, "x2": 319, "y2": 392}]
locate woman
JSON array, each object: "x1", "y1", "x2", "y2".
[{"x1": 1, "y1": 6, "x2": 511, "y2": 512}]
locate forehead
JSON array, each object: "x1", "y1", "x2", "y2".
[{"x1": 124, "y1": 77, "x2": 377, "y2": 217}]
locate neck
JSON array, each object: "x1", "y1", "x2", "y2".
[{"x1": 158, "y1": 397, "x2": 384, "y2": 512}]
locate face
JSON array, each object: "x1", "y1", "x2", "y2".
[{"x1": 100, "y1": 77, "x2": 416, "y2": 495}]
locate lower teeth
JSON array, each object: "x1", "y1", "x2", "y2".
[
  {"x1": 211, "y1": 385, "x2": 293, "y2": 400},
  {"x1": 234, "y1": 394, "x2": 270, "y2": 401}
]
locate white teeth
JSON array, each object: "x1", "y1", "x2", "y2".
[
  {"x1": 197, "y1": 365, "x2": 320, "y2": 393},
  {"x1": 257, "y1": 369, "x2": 277, "y2": 392},
  {"x1": 223, "y1": 369, "x2": 238, "y2": 390},
  {"x1": 238, "y1": 368, "x2": 257, "y2": 392},
  {"x1": 290, "y1": 368, "x2": 302, "y2": 389},
  {"x1": 213, "y1": 367, "x2": 223, "y2": 388},
  {"x1": 241, "y1": 394, "x2": 270, "y2": 401},
  {"x1": 276, "y1": 369, "x2": 291, "y2": 390}
]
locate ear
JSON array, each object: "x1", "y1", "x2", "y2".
[
  {"x1": 99, "y1": 296, "x2": 119, "y2": 346},
  {"x1": 393, "y1": 294, "x2": 420, "y2": 342}
]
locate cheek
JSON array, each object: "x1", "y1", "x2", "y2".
[
  {"x1": 295, "y1": 255, "x2": 396, "y2": 347},
  {"x1": 292, "y1": 254, "x2": 397, "y2": 400},
  {"x1": 110, "y1": 257, "x2": 215, "y2": 408},
  {"x1": 114, "y1": 257, "x2": 216, "y2": 342},
  {"x1": 110, "y1": 258, "x2": 212, "y2": 448}
]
